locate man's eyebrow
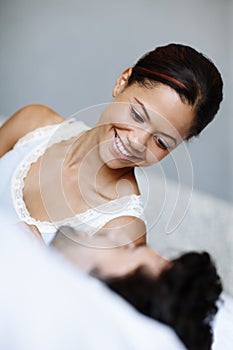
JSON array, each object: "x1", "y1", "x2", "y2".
[{"x1": 133, "y1": 97, "x2": 178, "y2": 146}]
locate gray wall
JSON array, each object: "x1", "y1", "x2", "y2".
[
  {"x1": 229, "y1": 0, "x2": 233, "y2": 201},
  {"x1": 0, "y1": 0, "x2": 232, "y2": 202}
]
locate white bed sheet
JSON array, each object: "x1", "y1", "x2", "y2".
[
  {"x1": 0, "y1": 219, "x2": 232, "y2": 350},
  {"x1": 212, "y1": 293, "x2": 233, "y2": 350}
]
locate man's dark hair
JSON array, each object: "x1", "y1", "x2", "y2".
[{"x1": 100, "y1": 252, "x2": 222, "y2": 350}]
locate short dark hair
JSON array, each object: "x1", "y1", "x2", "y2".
[
  {"x1": 102, "y1": 252, "x2": 222, "y2": 350},
  {"x1": 128, "y1": 43, "x2": 223, "y2": 139}
]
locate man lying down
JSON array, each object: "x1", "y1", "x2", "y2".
[
  {"x1": 0, "y1": 221, "x2": 230, "y2": 350},
  {"x1": 51, "y1": 227, "x2": 222, "y2": 350}
]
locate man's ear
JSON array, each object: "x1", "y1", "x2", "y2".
[{"x1": 112, "y1": 67, "x2": 133, "y2": 97}]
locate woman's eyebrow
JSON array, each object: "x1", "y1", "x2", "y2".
[
  {"x1": 133, "y1": 97, "x2": 178, "y2": 146},
  {"x1": 134, "y1": 97, "x2": 150, "y2": 121}
]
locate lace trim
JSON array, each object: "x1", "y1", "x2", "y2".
[
  {"x1": 11, "y1": 119, "x2": 89, "y2": 231},
  {"x1": 36, "y1": 194, "x2": 144, "y2": 235},
  {"x1": 13, "y1": 124, "x2": 61, "y2": 148},
  {"x1": 11, "y1": 119, "x2": 145, "y2": 235}
]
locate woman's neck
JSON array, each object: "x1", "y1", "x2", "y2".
[{"x1": 65, "y1": 128, "x2": 135, "y2": 180}]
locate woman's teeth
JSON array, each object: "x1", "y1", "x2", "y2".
[{"x1": 115, "y1": 134, "x2": 133, "y2": 158}]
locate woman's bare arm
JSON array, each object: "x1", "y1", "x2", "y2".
[{"x1": 0, "y1": 104, "x2": 65, "y2": 157}]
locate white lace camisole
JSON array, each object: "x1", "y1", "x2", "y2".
[{"x1": 0, "y1": 118, "x2": 145, "y2": 244}]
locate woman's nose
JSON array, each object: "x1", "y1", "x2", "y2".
[{"x1": 128, "y1": 129, "x2": 149, "y2": 153}]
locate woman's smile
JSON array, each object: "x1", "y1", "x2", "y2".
[{"x1": 112, "y1": 129, "x2": 143, "y2": 163}]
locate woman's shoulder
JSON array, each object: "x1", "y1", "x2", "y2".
[
  {"x1": 4, "y1": 104, "x2": 65, "y2": 131},
  {"x1": 0, "y1": 104, "x2": 65, "y2": 157}
]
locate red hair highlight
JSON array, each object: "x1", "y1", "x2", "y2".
[{"x1": 135, "y1": 66, "x2": 186, "y2": 89}]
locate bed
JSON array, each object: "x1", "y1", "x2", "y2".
[
  {"x1": 0, "y1": 220, "x2": 186, "y2": 350},
  {"x1": 0, "y1": 219, "x2": 233, "y2": 349}
]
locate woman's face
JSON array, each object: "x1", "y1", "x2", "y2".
[{"x1": 96, "y1": 79, "x2": 195, "y2": 169}]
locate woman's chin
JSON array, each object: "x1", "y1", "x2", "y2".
[{"x1": 105, "y1": 159, "x2": 137, "y2": 170}]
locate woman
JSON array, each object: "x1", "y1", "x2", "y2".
[{"x1": 0, "y1": 43, "x2": 223, "y2": 245}]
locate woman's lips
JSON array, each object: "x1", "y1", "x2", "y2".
[{"x1": 113, "y1": 130, "x2": 142, "y2": 162}]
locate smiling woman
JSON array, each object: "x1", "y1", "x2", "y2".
[
  {"x1": 98, "y1": 83, "x2": 194, "y2": 169},
  {"x1": 0, "y1": 43, "x2": 223, "y2": 247},
  {"x1": 130, "y1": 97, "x2": 178, "y2": 150}
]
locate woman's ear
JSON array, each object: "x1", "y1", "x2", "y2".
[{"x1": 112, "y1": 67, "x2": 133, "y2": 97}]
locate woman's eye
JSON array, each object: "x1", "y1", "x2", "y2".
[
  {"x1": 155, "y1": 136, "x2": 169, "y2": 150},
  {"x1": 130, "y1": 106, "x2": 144, "y2": 123}
]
